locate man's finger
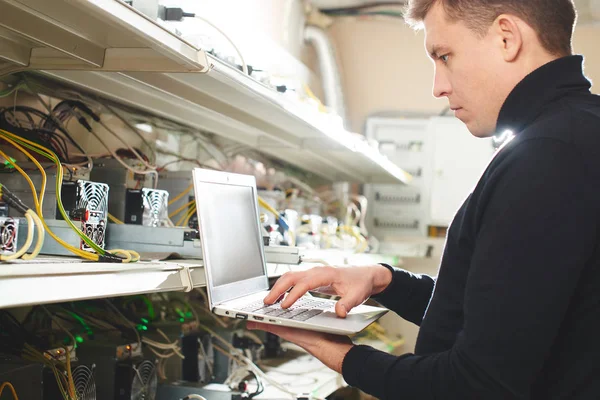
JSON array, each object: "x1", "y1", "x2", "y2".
[
  {"x1": 281, "y1": 270, "x2": 336, "y2": 308},
  {"x1": 264, "y1": 271, "x2": 301, "y2": 304},
  {"x1": 334, "y1": 291, "x2": 367, "y2": 318}
]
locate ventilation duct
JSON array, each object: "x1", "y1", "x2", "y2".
[{"x1": 304, "y1": 25, "x2": 348, "y2": 126}]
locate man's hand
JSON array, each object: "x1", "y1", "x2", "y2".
[
  {"x1": 264, "y1": 265, "x2": 392, "y2": 317},
  {"x1": 247, "y1": 321, "x2": 354, "y2": 373}
]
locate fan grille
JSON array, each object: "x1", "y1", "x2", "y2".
[
  {"x1": 77, "y1": 180, "x2": 109, "y2": 251},
  {"x1": 130, "y1": 360, "x2": 157, "y2": 400},
  {"x1": 73, "y1": 364, "x2": 96, "y2": 400},
  {"x1": 141, "y1": 189, "x2": 169, "y2": 227},
  {"x1": 0, "y1": 217, "x2": 18, "y2": 254}
]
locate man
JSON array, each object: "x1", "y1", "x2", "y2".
[{"x1": 248, "y1": 0, "x2": 600, "y2": 398}]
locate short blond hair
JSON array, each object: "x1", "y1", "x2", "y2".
[{"x1": 405, "y1": 0, "x2": 576, "y2": 56}]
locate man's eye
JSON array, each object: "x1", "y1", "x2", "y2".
[{"x1": 440, "y1": 54, "x2": 449, "y2": 63}]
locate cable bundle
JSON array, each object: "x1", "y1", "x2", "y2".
[{"x1": 0, "y1": 128, "x2": 139, "y2": 262}]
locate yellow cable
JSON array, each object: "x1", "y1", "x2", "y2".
[
  {"x1": 0, "y1": 382, "x2": 19, "y2": 400},
  {"x1": 128, "y1": 250, "x2": 140, "y2": 262},
  {"x1": 257, "y1": 196, "x2": 280, "y2": 218},
  {"x1": 168, "y1": 183, "x2": 193, "y2": 206},
  {"x1": 108, "y1": 213, "x2": 125, "y2": 224},
  {"x1": 108, "y1": 249, "x2": 132, "y2": 263},
  {"x1": 22, "y1": 210, "x2": 44, "y2": 260},
  {"x1": 177, "y1": 206, "x2": 196, "y2": 227},
  {"x1": 65, "y1": 347, "x2": 75, "y2": 400},
  {"x1": 0, "y1": 139, "x2": 97, "y2": 261},
  {"x1": 181, "y1": 206, "x2": 197, "y2": 227},
  {"x1": 1, "y1": 130, "x2": 138, "y2": 263},
  {"x1": 0, "y1": 213, "x2": 33, "y2": 261},
  {"x1": 169, "y1": 199, "x2": 195, "y2": 219}
]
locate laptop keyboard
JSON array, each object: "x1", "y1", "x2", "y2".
[{"x1": 238, "y1": 297, "x2": 332, "y2": 322}]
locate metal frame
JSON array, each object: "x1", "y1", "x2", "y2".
[{"x1": 0, "y1": 0, "x2": 209, "y2": 74}]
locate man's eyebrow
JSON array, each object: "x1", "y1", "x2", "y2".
[{"x1": 428, "y1": 44, "x2": 449, "y2": 59}]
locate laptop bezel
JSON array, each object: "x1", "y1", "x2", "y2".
[{"x1": 192, "y1": 168, "x2": 270, "y2": 308}]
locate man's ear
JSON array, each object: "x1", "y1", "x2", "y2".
[{"x1": 493, "y1": 14, "x2": 522, "y2": 62}]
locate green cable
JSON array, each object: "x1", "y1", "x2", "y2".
[
  {"x1": 0, "y1": 132, "x2": 106, "y2": 255},
  {"x1": 0, "y1": 82, "x2": 27, "y2": 98}
]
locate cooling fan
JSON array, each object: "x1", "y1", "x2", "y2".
[
  {"x1": 72, "y1": 364, "x2": 97, "y2": 400},
  {"x1": 76, "y1": 180, "x2": 109, "y2": 251},
  {"x1": 130, "y1": 360, "x2": 157, "y2": 400},
  {"x1": 141, "y1": 188, "x2": 169, "y2": 227},
  {"x1": 0, "y1": 217, "x2": 18, "y2": 255}
]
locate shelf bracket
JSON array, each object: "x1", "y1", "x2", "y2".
[{"x1": 179, "y1": 266, "x2": 194, "y2": 293}]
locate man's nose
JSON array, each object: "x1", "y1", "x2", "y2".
[{"x1": 433, "y1": 68, "x2": 451, "y2": 98}]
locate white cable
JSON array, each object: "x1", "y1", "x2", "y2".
[
  {"x1": 193, "y1": 15, "x2": 248, "y2": 75},
  {"x1": 184, "y1": 395, "x2": 207, "y2": 400},
  {"x1": 21, "y1": 210, "x2": 44, "y2": 260},
  {"x1": 97, "y1": 119, "x2": 157, "y2": 171},
  {"x1": 103, "y1": 103, "x2": 156, "y2": 163},
  {"x1": 87, "y1": 127, "x2": 159, "y2": 188}
]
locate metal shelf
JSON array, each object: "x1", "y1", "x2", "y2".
[
  {"x1": 0, "y1": 257, "x2": 204, "y2": 309},
  {"x1": 0, "y1": 0, "x2": 209, "y2": 75},
  {"x1": 40, "y1": 56, "x2": 411, "y2": 183},
  {"x1": 0, "y1": 0, "x2": 410, "y2": 183},
  {"x1": 0, "y1": 249, "x2": 400, "y2": 309}
]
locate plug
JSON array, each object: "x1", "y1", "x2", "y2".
[{"x1": 158, "y1": 6, "x2": 195, "y2": 22}]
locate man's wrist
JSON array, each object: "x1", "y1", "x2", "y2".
[{"x1": 371, "y1": 264, "x2": 393, "y2": 295}]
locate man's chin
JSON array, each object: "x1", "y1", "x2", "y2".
[{"x1": 464, "y1": 121, "x2": 495, "y2": 138}]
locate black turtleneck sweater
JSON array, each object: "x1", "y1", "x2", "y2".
[{"x1": 342, "y1": 56, "x2": 600, "y2": 399}]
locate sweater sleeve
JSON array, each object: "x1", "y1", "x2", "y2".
[
  {"x1": 371, "y1": 264, "x2": 436, "y2": 326},
  {"x1": 342, "y1": 139, "x2": 594, "y2": 399}
]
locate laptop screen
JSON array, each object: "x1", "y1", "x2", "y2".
[{"x1": 198, "y1": 182, "x2": 266, "y2": 287}]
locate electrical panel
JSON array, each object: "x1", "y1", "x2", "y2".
[
  {"x1": 0, "y1": 217, "x2": 18, "y2": 256},
  {"x1": 365, "y1": 118, "x2": 432, "y2": 238},
  {"x1": 365, "y1": 117, "x2": 495, "y2": 240}
]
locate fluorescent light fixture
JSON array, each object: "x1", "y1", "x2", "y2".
[
  {"x1": 135, "y1": 123, "x2": 153, "y2": 133},
  {"x1": 316, "y1": 114, "x2": 413, "y2": 184}
]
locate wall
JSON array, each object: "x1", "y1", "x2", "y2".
[{"x1": 329, "y1": 17, "x2": 600, "y2": 133}]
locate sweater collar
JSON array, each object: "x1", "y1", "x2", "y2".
[{"x1": 496, "y1": 55, "x2": 591, "y2": 134}]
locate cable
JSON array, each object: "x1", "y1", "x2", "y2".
[
  {"x1": 21, "y1": 210, "x2": 44, "y2": 260},
  {"x1": 0, "y1": 382, "x2": 19, "y2": 400},
  {"x1": 168, "y1": 184, "x2": 194, "y2": 206},
  {"x1": 183, "y1": 394, "x2": 207, "y2": 400},
  {"x1": 96, "y1": 118, "x2": 157, "y2": 171},
  {"x1": 102, "y1": 103, "x2": 156, "y2": 163},
  {"x1": 158, "y1": 7, "x2": 247, "y2": 75},
  {"x1": 86, "y1": 125, "x2": 158, "y2": 188},
  {"x1": 0, "y1": 130, "x2": 129, "y2": 262},
  {"x1": 257, "y1": 196, "x2": 280, "y2": 219},
  {"x1": 30, "y1": 91, "x2": 94, "y2": 170},
  {"x1": 108, "y1": 213, "x2": 125, "y2": 225},
  {"x1": 0, "y1": 132, "x2": 99, "y2": 260},
  {"x1": 182, "y1": 207, "x2": 196, "y2": 227},
  {"x1": 193, "y1": 15, "x2": 248, "y2": 75},
  {"x1": 169, "y1": 199, "x2": 195, "y2": 218}
]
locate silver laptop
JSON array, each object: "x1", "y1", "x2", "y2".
[{"x1": 192, "y1": 168, "x2": 388, "y2": 335}]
